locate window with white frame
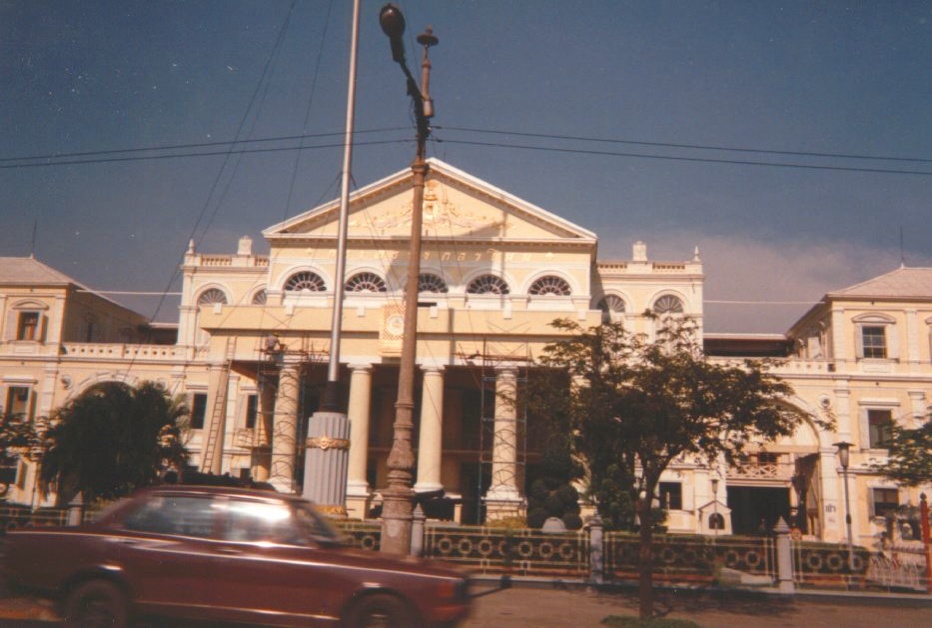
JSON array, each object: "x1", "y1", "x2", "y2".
[
  {"x1": 871, "y1": 487, "x2": 898, "y2": 518},
  {"x1": 16, "y1": 311, "x2": 41, "y2": 341},
  {"x1": 867, "y1": 409, "x2": 893, "y2": 449},
  {"x1": 245, "y1": 394, "x2": 258, "y2": 429},
  {"x1": 3, "y1": 386, "x2": 33, "y2": 419},
  {"x1": 861, "y1": 326, "x2": 887, "y2": 358},
  {"x1": 659, "y1": 482, "x2": 682, "y2": 510},
  {"x1": 854, "y1": 314, "x2": 898, "y2": 361},
  {"x1": 190, "y1": 393, "x2": 208, "y2": 430}
]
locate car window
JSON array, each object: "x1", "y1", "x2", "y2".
[
  {"x1": 223, "y1": 499, "x2": 308, "y2": 545},
  {"x1": 293, "y1": 502, "x2": 344, "y2": 545},
  {"x1": 122, "y1": 495, "x2": 217, "y2": 539}
]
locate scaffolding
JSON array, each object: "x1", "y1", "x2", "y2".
[{"x1": 461, "y1": 339, "x2": 531, "y2": 524}]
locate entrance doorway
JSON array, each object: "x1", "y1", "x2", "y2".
[{"x1": 727, "y1": 486, "x2": 791, "y2": 535}]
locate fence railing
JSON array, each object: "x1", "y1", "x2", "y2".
[{"x1": 4, "y1": 504, "x2": 914, "y2": 593}]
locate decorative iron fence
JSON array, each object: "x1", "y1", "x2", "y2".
[
  {"x1": 604, "y1": 533, "x2": 776, "y2": 585},
  {"x1": 791, "y1": 541, "x2": 870, "y2": 588},
  {"x1": 423, "y1": 525, "x2": 588, "y2": 577}
]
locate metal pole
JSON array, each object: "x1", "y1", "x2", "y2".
[
  {"x1": 920, "y1": 493, "x2": 931, "y2": 594},
  {"x1": 841, "y1": 465, "x2": 855, "y2": 572},
  {"x1": 322, "y1": 0, "x2": 361, "y2": 411},
  {"x1": 379, "y1": 5, "x2": 437, "y2": 554}
]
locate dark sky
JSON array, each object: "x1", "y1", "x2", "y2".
[{"x1": 2, "y1": 1, "x2": 930, "y2": 332}]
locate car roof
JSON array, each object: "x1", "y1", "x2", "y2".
[{"x1": 136, "y1": 484, "x2": 301, "y2": 502}]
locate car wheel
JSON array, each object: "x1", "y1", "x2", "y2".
[
  {"x1": 345, "y1": 593, "x2": 415, "y2": 628},
  {"x1": 64, "y1": 580, "x2": 128, "y2": 628}
]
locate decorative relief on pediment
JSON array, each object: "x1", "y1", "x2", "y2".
[{"x1": 349, "y1": 181, "x2": 506, "y2": 235}]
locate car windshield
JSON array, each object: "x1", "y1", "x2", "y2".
[
  {"x1": 292, "y1": 501, "x2": 345, "y2": 546},
  {"x1": 221, "y1": 497, "x2": 346, "y2": 546}
]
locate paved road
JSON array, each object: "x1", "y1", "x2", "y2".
[
  {"x1": 464, "y1": 584, "x2": 931, "y2": 628},
  {"x1": 0, "y1": 585, "x2": 929, "y2": 627}
]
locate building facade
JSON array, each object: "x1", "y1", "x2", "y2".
[{"x1": 1, "y1": 160, "x2": 928, "y2": 550}]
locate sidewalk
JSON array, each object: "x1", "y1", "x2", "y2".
[{"x1": 463, "y1": 581, "x2": 932, "y2": 627}]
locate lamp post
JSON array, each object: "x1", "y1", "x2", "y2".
[
  {"x1": 711, "y1": 477, "x2": 719, "y2": 536},
  {"x1": 834, "y1": 440, "x2": 855, "y2": 572},
  {"x1": 378, "y1": 3, "x2": 438, "y2": 555}
]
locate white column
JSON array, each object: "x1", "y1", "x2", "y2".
[
  {"x1": 270, "y1": 357, "x2": 301, "y2": 493},
  {"x1": 485, "y1": 367, "x2": 524, "y2": 519},
  {"x1": 346, "y1": 364, "x2": 373, "y2": 518},
  {"x1": 415, "y1": 366, "x2": 444, "y2": 493}
]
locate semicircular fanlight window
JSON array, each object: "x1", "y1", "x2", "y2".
[
  {"x1": 345, "y1": 272, "x2": 388, "y2": 293},
  {"x1": 653, "y1": 295, "x2": 684, "y2": 315},
  {"x1": 418, "y1": 273, "x2": 449, "y2": 294},
  {"x1": 466, "y1": 274, "x2": 510, "y2": 295},
  {"x1": 285, "y1": 271, "x2": 326, "y2": 293},
  {"x1": 197, "y1": 288, "x2": 228, "y2": 306},
  {"x1": 529, "y1": 275, "x2": 572, "y2": 296}
]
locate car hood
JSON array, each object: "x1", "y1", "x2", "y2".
[{"x1": 327, "y1": 544, "x2": 469, "y2": 579}]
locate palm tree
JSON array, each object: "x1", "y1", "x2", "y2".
[{"x1": 41, "y1": 381, "x2": 189, "y2": 504}]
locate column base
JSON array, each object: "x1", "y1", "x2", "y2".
[
  {"x1": 346, "y1": 480, "x2": 373, "y2": 520},
  {"x1": 484, "y1": 486, "x2": 525, "y2": 522}
]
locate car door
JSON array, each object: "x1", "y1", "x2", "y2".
[
  {"x1": 208, "y1": 496, "x2": 349, "y2": 625},
  {"x1": 111, "y1": 493, "x2": 225, "y2": 618}
]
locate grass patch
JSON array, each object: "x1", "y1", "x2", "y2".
[{"x1": 601, "y1": 616, "x2": 701, "y2": 628}]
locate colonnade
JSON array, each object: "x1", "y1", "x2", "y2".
[{"x1": 252, "y1": 361, "x2": 524, "y2": 520}]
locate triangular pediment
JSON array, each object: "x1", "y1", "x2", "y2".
[{"x1": 263, "y1": 159, "x2": 597, "y2": 246}]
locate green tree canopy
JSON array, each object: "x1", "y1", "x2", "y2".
[
  {"x1": 41, "y1": 381, "x2": 189, "y2": 503},
  {"x1": 875, "y1": 418, "x2": 932, "y2": 487},
  {"x1": 532, "y1": 316, "x2": 819, "y2": 618}
]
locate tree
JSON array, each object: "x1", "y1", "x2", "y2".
[
  {"x1": 532, "y1": 316, "x2": 816, "y2": 619},
  {"x1": 41, "y1": 381, "x2": 189, "y2": 503},
  {"x1": 875, "y1": 417, "x2": 932, "y2": 487}
]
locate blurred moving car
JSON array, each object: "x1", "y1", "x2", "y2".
[{"x1": 4, "y1": 486, "x2": 471, "y2": 627}]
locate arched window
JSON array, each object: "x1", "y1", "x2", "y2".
[
  {"x1": 284, "y1": 271, "x2": 326, "y2": 293},
  {"x1": 418, "y1": 273, "x2": 449, "y2": 294},
  {"x1": 529, "y1": 275, "x2": 571, "y2": 296},
  {"x1": 345, "y1": 272, "x2": 387, "y2": 293},
  {"x1": 598, "y1": 295, "x2": 626, "y2": 323},
  {"x1": 197, "y1": 288, "x2": 228, "y2": 306},
  {"x1": 252, "y1": 289, "x2": 267, "y2": 305},
  {"x1": 467, "y1": 274, "x2": 510, "y2": 295},
  {"x1": 653, "y1": 295, "x2": 684, "y2": 315}
]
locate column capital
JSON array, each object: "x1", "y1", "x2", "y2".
[
  {"x1": 348, "y1": 363, "x2": 373, "y2": 373},
  {"x1": 421, "y1": 364, "x2": 445, "y2": 374}
]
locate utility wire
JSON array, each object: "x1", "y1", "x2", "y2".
[
  {"x1": 438, "y1": 126, "x2": 932, "y2": 164},
  {"x1": 436, "y1": 138, "x2": 932, "y2": 177}
]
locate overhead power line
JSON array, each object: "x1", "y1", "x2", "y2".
[{"x1": 2, "y1": 126, "x2": 930, "y2": 176}]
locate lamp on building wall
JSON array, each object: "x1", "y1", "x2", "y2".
[
  {"x1": 378, "y1": 3, "x2": 438, "y2": 555},
  {"x1": 834, "y1": 440, "x2": 855, "y2": 572}
]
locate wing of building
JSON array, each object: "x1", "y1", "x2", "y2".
[{"x1": 1, "y1": 160, "x2": 928, "y2": 549}]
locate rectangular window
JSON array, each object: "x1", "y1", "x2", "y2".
[
  {"x1": 659, "y1": 482, "x2": 683, "y2": 510},
  {"x1": 861, "y1": 326, "x2": 887, "y2": 359},
  {"x1": 868, "y1": 409, "x2": 893, "y2": 448},
  {"x1": 16, "y1": 312, "x2": 40, "y2": 341},
  {"x1": 872, "y1": 488, "x2": 898, "y2": 518},
  {"x1": 245, "y1": 394, "x2": 258, "y2": 429},
  {"x1": 190, "y1": 393, "x2": 208, "y2": 430},
  {"x1": 4, "y1": 387, "x2": 32, "y2": 419}
]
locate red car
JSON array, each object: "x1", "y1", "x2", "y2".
[{"x1": 4, "y1": 485, "x2": 471, "y2": 627}]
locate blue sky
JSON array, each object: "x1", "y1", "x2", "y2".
[{"x1": 2, "y1": 1, "x2": 930, "y2": 332}]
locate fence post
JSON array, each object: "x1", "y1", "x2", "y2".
[
  {"x1": 67, "y1": 492, "x2": 85, "y2": 527},
  {"x1": 410, "y1": 504, "x2": 425, "y2": 557},
  {"x1": 588, "y1": 514, "x2": 604, "y2": 585},
  {"x1": 774, "y1": 517, "x2": 795, "y2": 594}
]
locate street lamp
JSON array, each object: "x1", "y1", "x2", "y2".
[
  {"x1": 834, "y1": 440, "x2": 855, "y2": 572},
  {"x1": 710, "y1": 477, "x2": 720, "y2": 536},
  {"x1": 378, "y1": 3, "x2": 438, "y2": 555}
]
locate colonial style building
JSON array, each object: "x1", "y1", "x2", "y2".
[{"x1": 1, "y1": 160, "x2": 928, "y2": 550}]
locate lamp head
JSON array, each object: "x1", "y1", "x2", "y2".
[
  {"x1": 379, "y1": 4, "x2": 406, "y2": 63},
  {"x1": 833, "y1": 440, "x2": 852, "y2": 469}
]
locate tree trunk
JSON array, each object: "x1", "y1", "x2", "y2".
[{"x1": 637, "y1": 497, "x2": 654, "y2": 619}]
